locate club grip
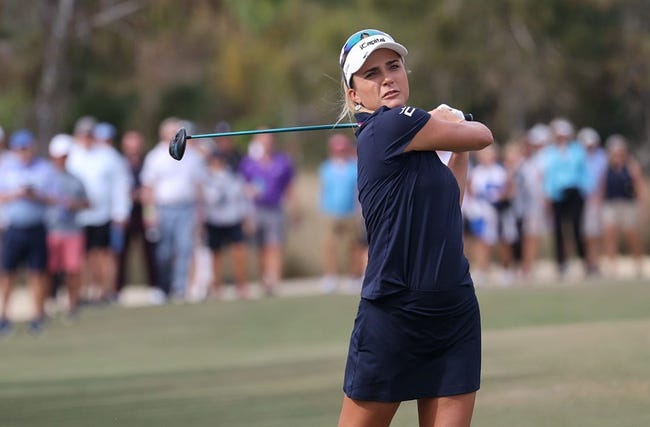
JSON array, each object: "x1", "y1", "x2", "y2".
[{"x1": 464, "y1": 113, "x2": 473, "y2": 121}]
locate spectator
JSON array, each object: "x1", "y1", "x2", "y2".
[
  {"x1": 318, "y1": 133, "x2": 359, "y2": 293},
  {"x1": 516, "y1": 124, "x2": 552, "y2": 279},
  {"x1": 46, "y1": 134, "x2": 89, "y2": 317},
  {"x1": 577, "y1": 127, "x2": 608, "y2": 275},
  {"x1": 212, "y1": 121, "x2": 243, "y2": 171},
  {"x1": 201, "y1": 149, "x2": 252, "y2": 299},
  {"x1": 467, "y1": 144, "x2": 518, "y2": 285},
  {"x1": 0, "y1": 130, "x2": 55, "y2": 334},
  {"x1": 541, "y1": 118, "x2": 589, "y2": 277},
  {"x1": 601, "y1": 135, "x2": 648, "y2": 278},
  {"x1": 240, "y1": 131, "x2": 297, "y2": 295},
  {"x1": 67, "y1": 116, "x2": 132, "y2": 303},
  {"x1": 0, "y1": 125, "x2": 9, "y2": 263},
  {"x1": 140, "y1": 117, "x2": 206, "y2": 301},
  {"x1": 117, "y1": 130, "x2": 159, "y2": 293}
]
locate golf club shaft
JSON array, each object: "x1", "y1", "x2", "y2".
[
  {"x1": 187, "y1": 123, "x2": 358, "y2": 140},
  {"x1": 184, "y1": 114, "x2": 473, "y2": 140}
]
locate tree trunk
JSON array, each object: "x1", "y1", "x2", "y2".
[{"x1": 34, "y1": 0, "x2": 75, "y2": 145}]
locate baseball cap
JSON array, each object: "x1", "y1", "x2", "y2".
[
  {"x1": 576, "y1": 127, "x2": 600, "y2": 147},
  {"x1": 93, "y1": 122, "x2": 116, "y2": 140},
  {"x1": 9, "y1": 129, "x2": 35, "y2": 149},
  {"x1": 49, "y1": 133, "x2": 75, "y2": 157},
  {"x1": 340, "y1": 29, "x2": 408, "y2": 87}
]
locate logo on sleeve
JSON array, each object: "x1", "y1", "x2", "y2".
[{"x1": 399, "y1": 106, "x2": 416, "y2": 117}]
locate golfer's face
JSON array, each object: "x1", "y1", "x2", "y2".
[{"x1": 351, "y1": 49, "x2": 409, "y2": 110}]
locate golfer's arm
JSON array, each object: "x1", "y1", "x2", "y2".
[{"x1": 406, "y1": 117, "x2": 493, "y2": 153}]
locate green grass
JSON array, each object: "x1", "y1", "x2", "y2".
[{"x1": 1, "y1": 280, "x2": 649, "y2": 426}]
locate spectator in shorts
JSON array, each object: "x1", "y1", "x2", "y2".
[
  {"x1": 140, "y1": 117, "x2": 206, "y2": 300},
  {"x1": 577, "y1": 127, "x2": 608, "y2": 275},
  {"x1": 46, "y1": 134, "x2": 89, "y2": 316},
  {"x1": 318, "y1": 133, "x2": 359, "y2": 293},
  {"x1": 212, "y1": 121, "x2": 243, "y2": 171},
  {"x1": 600, "y1": 135, "x2": 648, "y2": 277},
  {"x1": 117, "y1": 130, "x2": 159, "y2": 292},
  {"x1": 240, "y1": 131, "x2": 297, "y2": 295},
  {"x1": 0, "y1": 126, "x2": 9, "y2": 263},
  {"x1": 0, "y1": 130, "x2": 55, "y2": 334},
  {"x1": 201, "y1": 149, "x2": 252, "y2": 299},
  {"x1": 516, "y1": 124, "x2": 551, "y2": 279},
  {"x1": 540, "y1": 118, "x2": 590, "y2": 277},
  {"x1": 467, "y1": 144, "x2": 518, "y2": 285},
  {"x1": 67, "y1": 116, "x2": 132, "y2": 302}
]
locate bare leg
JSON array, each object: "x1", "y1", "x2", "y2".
[
  {"x1": 417, "y1": 392, "x2": 476, "y2": 427},
  {"x1": 100, "y1": 249, "x2": 118, "y2": 300},
  {"x1": 210, "y1": 250, "x2": 223, "y2": 298},
  {"x1": 0, "y1": 273, "x2": 15, "y2": 319},
  {"x1": 521, "y1": 234, "x2": 539, "y2": 278},
  {"x1": 338, "y1": 396, "x2": 400, "y2": 427},
  {"x1": 602, "y1": 225, "x2": 618, "y2": 276},
  {"x1": 623, "y1": 229, "x2": 644, "y2": 277},
  {"x1": 323, "y1": 231, "x2": 338, "y2": 277},
  {"x1": 231, "y1": 243, "x2": 249, "y2": 298},
  {"x1": 28, "y1": 271, "x2": 48, "y2": 320},
  {"x1": 262, "y1": 244, "x2": 282, "y2": 294},
  {"x1": 66, "y1": 272, "x2": 81, "y2": 313}
]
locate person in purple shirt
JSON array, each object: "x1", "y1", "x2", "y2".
[
  {"x1": 239, "y1": 131, "x2": 297, "y2": 295},
  {"x1": 0, "y1": 130, "x2": 56, "y2": 334}
]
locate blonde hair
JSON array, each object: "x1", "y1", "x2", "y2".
[{"x1": 337, "y1": 76, "x2": 357, "y2": 124}]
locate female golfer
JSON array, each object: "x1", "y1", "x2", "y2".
[{"x1": 337, "y1": 29, "x2": 493, "y2": 427}]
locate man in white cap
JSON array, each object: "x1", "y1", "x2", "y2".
[
  {"x1": 67, "y1": 117, "x2": 132, "y2": 303},
  {"x1": 46, "y1": 134, "x2": 89, "y2": 316}
]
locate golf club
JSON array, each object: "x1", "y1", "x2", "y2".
[{"x1": 169, "y1": 114, "x2": 473, "y2": 160}]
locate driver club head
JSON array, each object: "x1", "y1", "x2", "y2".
[{"x1": 169, "y1": 127, "x2": 187, "y2": 160}]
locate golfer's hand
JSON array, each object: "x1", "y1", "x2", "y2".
[{"x1": 431, "y1": 104, "x2": 466, "y2": 123}]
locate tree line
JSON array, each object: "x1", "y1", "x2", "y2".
[{"x1": 1, "y1": 0, "x2": 649, "y2": 166}]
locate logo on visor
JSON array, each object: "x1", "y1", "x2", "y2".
[{"x1": 360, "y1": 37, "x2": 386, "y2": 50}]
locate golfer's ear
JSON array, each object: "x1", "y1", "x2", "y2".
[{"x1": 348, "y1": 87, "x2": 360, "y2": 105}]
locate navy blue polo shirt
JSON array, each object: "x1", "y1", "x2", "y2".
[{"x1": 355, "y1": 106, "x2": 473, "y2": 300}]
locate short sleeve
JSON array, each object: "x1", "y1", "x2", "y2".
[{"x1": 372, "y1": 106, "x2": 430, "y2": 161}]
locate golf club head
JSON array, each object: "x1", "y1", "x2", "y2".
[{"x1": 169, "y1": 127, "x2": 187, "y2": 160}]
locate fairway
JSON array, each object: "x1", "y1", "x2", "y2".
[{"x1": 1, "y1": 280, "x2": 649, "y2": 426}]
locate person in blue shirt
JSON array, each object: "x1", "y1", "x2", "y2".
[
  {"x1": 336, "y1": 29, "x2": 493, "y2": 427},
  {"x1": 540, "y1": 118, "x2": 590, "y2": 277},
  {"x1": 318, "y1": 133, "x2": 360, "y2": 293},
  {"x1": 0, "y1": 130, "x2": 55, "y2": 334}
]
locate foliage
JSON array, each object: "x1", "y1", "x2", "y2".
[{"x1": 0, "y1": 0, "x2": 649, "y2": 163}]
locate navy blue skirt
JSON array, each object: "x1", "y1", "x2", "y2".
[{"x1": 343, "y1": 286, "x2": 481, "y2": 402}]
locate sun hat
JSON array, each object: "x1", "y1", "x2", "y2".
[
  {"x1": 340, "y1": 29, "x2": 408, "y2": 87},
  {"x1": 49, "y1": 133, "x2": 75, "y2": 157}
]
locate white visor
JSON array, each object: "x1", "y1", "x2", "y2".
[{"x1": 340, "y1": 30, "x2": 408, "y2": 87}]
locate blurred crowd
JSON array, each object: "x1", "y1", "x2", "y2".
[
  {"x1": 0, "y1": 115, "x2": 647, "y2": 334},
  {"x1": 463, "y1": 118, "x2": 648, "y2": 286}
]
